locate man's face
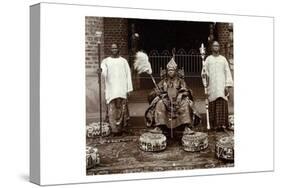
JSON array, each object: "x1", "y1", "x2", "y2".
[
  {"x1": 167, "y1": 69, "x2": 176, "y2": 78},
  {"x1": 212, "y1": 42, "x2": 220, "y2": 53},
  {"x1": 111, "y1": 44, "x2": 119, "y2": 56}
]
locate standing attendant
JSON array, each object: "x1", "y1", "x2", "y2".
[
  {"x1": 204, "y1": 41, "x2": 233, "y2": 130},
  {"x1": 99, "y1": 43, "x2": 133, "y2": 136}
]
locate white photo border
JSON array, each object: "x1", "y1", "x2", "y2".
[{"x1": 36, "y1": 2, "x2": 274, "y2": 185}]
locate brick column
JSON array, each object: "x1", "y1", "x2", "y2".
[
  {"x1": 216, "y1": 22, "x2": 234, "y2": 107},
  {"x1": 85, "y1": 17, "x2": 106, "y2": 115},
  {"x1": 85, "y1": 17, "x2": 105, "y2": 76},
  {"x1": 216, "y1": 23, "x2": 230, "y2": 57}
]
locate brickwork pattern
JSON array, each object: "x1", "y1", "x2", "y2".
[
  {"x1": 104, "y1": 18, "x2": 129, "y2": 59},
  {"x1": 216, "y1": 23, "x2": 230, "y2": 57},
  {"x1": 85, "y1": 16, "x2": 105, "y2": 75}
]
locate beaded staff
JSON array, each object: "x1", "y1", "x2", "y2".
[{"x1": 199, "y1": 43, "x2": 211, "y2": 130}]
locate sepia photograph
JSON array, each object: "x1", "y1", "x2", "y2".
[
  {"x1": 0, "y1": 0, "x2": 278, "y2": 187},
  {"x1": 85, "y1": 16, "x2": 234, "y2": 175}
]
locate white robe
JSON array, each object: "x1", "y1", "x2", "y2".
[
  {"x1": 101, "y1": 56, "x2": 133, "y2": 104},
  {"x1": 204, "y1": 55, "x2": 233, "y2": 102}
]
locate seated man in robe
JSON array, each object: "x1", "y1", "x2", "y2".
[{"x1": 145, "y1": 58, "x2": 201, "y2": 136}]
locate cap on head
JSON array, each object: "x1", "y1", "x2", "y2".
[
  {"x1": 111, "y1": 43, "x2": 119, "y2": 49},
  {"x1": 212, "y1": 41, "x2": 220, "y2": 46}
]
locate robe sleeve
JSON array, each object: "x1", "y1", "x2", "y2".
[
  {"x1": 124, "y1": 59, "x2": 133, "y2": 92},
  {"x1": 157, "y1": 79, "x2": 164, "y2": 90},
  {"x1": 224, "y1": 57, "x2": 234, "y2": 87},
  {"x1": 101, "y1": 59, "x2": 107, "y2": 78},
  {"x1": 180, "y1": 78, "x2": 187, "y2": 89}
]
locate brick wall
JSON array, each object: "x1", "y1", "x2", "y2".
[
  {"x1": 104, "y1": 18, "x2": 129, "y2": 59},
  {"x1": 85, "y1": 16, "x2": 105, "y2": 76}
]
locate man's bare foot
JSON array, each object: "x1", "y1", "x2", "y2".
[
  {"x1": 184, "y1": 127, "x2": 195, "y2": 135},
  {"x1": 149, "y1": 127, "x2": 163, "y2": 134}
]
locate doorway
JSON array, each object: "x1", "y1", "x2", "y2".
[{"x1": 128, "y1": 18, "x2": 211, "y2": 93}]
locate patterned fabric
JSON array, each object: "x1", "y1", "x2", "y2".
[
  {"x1": 145, "y1": 77, "x2": 201, "y2": 129},
  {"x1": 108, "y1": 98, "x2": 130, "y2": 133},
  {"x1": 209, "y1": 97, "x2": 229, "y2": 129},
  {"x1": 154, "y1": 97, "x2": 192, "y2": 129},
  {"x1": 157, "y1": 77, "x2": 187, "y2": 93}
]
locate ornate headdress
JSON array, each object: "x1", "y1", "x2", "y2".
[{"x1": 166, "y1": 58, "x2": 177, "y2": 70}]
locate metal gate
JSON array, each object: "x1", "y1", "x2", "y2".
[
  {"x1": 132, "y1": 49, "x2": 203, "y2": 90},
  {"x1": 147, "y1": 48, "x2": 202, "y2": 78}
]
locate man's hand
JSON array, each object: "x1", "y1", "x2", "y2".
[
  {"x1": 155, "y1": 88, "x2": 162, "y2": 96},
  {"x1": 96, "y1": 68, "x2": 102, "y2": 75},
  {"x1": 225, "y1": 87, "x2": 230, "y2": 97},
  {"x1": 201, "y1": 73, "x2": 209, "y2": 87},
  {"x1": 127, "y1": 92, "x2": 131, "y2": 98}
]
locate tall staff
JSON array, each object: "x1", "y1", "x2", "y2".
[
  {"x1": 199, "y1": 43, "x2": 210, "y2": 130},
  {"x1": 169, "y1": 48, "x2": 176, "y2": 138},
  {"x1": 95, "y1": 31, "x2": 103, "y2": 140}
]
